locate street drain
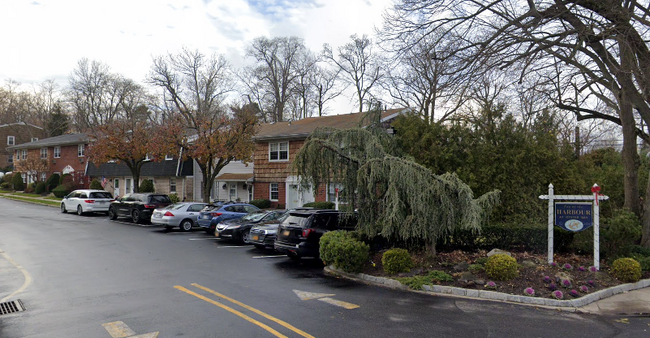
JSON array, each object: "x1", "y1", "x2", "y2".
[{"x1": 0, "y1": 300, "x2": 25, "y2": 315}]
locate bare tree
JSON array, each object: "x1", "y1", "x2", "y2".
[
  {"x1": 323, "y1": 34, "x2": 384, "y2": 113},
  {"x1": 310, "y1": 64, "x2": 343, "y2": 117}
]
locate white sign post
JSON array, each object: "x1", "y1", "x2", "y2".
[{"x1": 539, "y1": 183, "x2": 608, "y2": 270}]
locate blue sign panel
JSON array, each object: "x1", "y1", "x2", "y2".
[{"x1": 555, "y1": 202, "x2": 593, "y2": 232}]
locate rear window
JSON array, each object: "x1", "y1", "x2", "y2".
[
  {"x1": 149, "y1": 195, "x2": 171, "y2": 204},
  {"x1": 90, "y1": 192, "x2": 112, "y2": 199},
  {"x1": 242, "y1": 212, "x2": 266, "y2": 222},
  {"x1": 168, "y1": 203, "x2": 186, "y2": 210},
  {"x1": 282, "y1": 214, "x2": 310, "y2": 228}
]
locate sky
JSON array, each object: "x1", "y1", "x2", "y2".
[{"x1": 0, "y1": 0, "x2": 394, "y2": 114}]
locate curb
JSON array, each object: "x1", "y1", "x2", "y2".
[
  {"x1": 0, "y1": 194, "x2": 59, "y2": 208},
  {"x1": 324, "y1": 266, "x2": 650, "y2": 312}
]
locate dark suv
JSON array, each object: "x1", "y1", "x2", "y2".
[
  {"x1": 108, "y1": 193, "x2": 172, "y2": 223},
  {"x1": 274, "y1": 209, "x2": 357, "y2": 260}
]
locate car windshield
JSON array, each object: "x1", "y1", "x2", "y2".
[
  {"x1": 89, "y1": 192, "x2": 112, "y2": 199},
  {"x1": 241, "y1": 212, "x2": 267, "y2": 222},
  {"x1": 283, "y1": 214, "x2": 310, "y2": 228}
]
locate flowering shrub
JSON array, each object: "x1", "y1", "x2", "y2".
[
  {"x1": 485, "y1": 281, "x2": 497, "y2": 289},
  {"x1": 563, "y1": 263, "x2": 573, "y2": 271},
  {"x1": 578, "y1": 266, "x2": 586, "y2": 272},
  {"x1": 569, "y1": 289, "x2": 579, "y2": 297},
  {"x1": 587, "y1": 280, "x2": 595, "y2": 286},
  {"x1": 552, "y1": 290, "x2": 564, "y2": 299},
  {"x1": 579, "y1": 285, "x2": 589, "y2": 293},
  {"x1": 589, "y1": 266, "x2": 598, "y2": 272},
  {"x1": 523, "y1": 287, "x2": 535, "y2": 296},
  {"x1": 547, "y1": 283, "x2": 557, "y2": 291},
  {"x1": 543, "y1": 276, "x2": 551, "y2": 283},
  {"x1": 561, "y1": 279, "x2": 572, "y2": 288}
]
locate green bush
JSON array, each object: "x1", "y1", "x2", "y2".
[
  {"x1": 382, "y1": 248, "x2": 414, "y2": 275},
  {"x1": 2, "y1": 173, "x2": 13, "y2": 184},
  {"x1": 52, "y1": 185, "x2": 72, "y2": 198},
  {"x1": 0, "y1": 182, "x2": 10, "y2": 190},
  {"x1": 59, "y1": 173, "x2": 72, "y2": 185},
  {"x1": 303, "y1": 201, "x2": 335, "y2": 209},
  {"x1": 139, "y1": 179, "x2": 155, "y2": 193},
  {"x1": 469, "y1": 264, "x2": 484, "y2": 274},
  {"x1": 320, "y1": 230, "x2": 369, "y2": 273},
  {"x1": 24, "y1": 182, "x2": 36, "y2": 193},
  {"x1": 395, "y1": 270, "x2": 453, "y2": 290},
  {"x1": 45, "y1": 173, "x2": 60, "y2": 192},
  {"x1": 169, "y1": 193, "x2": 180, "y2": 204},
  {"x1": 89, "y1": 179, "x2": 103, "y2": 190},
  {"x1": 573, "y1": 209, "x2": 641, "y2": 258},
  {"x1": 11, "y1": 173, "x2": 24, "y2": 191},
  {"x1": 35, "y1": 182, "x2": 47, "y2": 194},
  {"x1": 485, "y1": 254, "x2": 519, "y2": 281},
  {"x1": 611, "y1": 257, "x2": 642, "y2": 283},
  {"x1": 250, "y1": 199, "x2": 271, "y2": 209}
]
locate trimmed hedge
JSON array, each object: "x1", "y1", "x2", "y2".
[
  {"x1": 485, "y1": 254, "x2": 519, "y2": 281},
  {"x1": 35, "y1": 182, "x2": 47, "y2": 194},
  {"x1": 250, "y1": 199, "x2": 271, "y2": 209},
  {"x1": 45, "y1": 173, "x2": 60, "y2": 192},
  {"x1": 11, "y1": 173, "x2": 25, "y2": 191},
  {"x1": 89, "y1": 179, "x2": 103, "y2": 190},
  {"x1": 303, "y1": 201, "x2": 335, "y2": 209},
  {"x1": 52, "y1": 185, "x2": 72, "y2": 198},
  {"x1": 382, "y1": 248, "x2": 414, "y2": 275},
  {"x1": 320, "y1": 231, "x2": 369, "y2": 273},
  {"x1": 611, "y1": 257, "x2": 642, "y2": 283}
]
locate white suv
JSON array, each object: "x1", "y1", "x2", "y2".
[{"x1": 61, "y1": 189, "x2": 114, "y2": 215}]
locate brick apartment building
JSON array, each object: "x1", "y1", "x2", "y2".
[{"x1": 0, "y1": 122, "x2": 46, "y2": 171}]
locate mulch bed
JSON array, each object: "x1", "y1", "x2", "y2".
[{"x1": 363, "y1": 250, "x2": 650, "y2": 300}]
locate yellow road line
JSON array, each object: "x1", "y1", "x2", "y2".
[
  {"x1": 175, "y1": 286, "x2": 288, "y2": 338},
  {"x1": 318, "y1": 297, "x2": 360, "y2": 310},
  {"x1": 0, "y1": 249, "x2": 33, "y2": 303},
  {"x1": 192, "y1": 283, "x2": 315, "y2": 338},
  {"x1": 102, "y1": 321, "x2": 136, "y2": 338}
]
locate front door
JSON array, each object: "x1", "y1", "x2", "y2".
[
  {"x1": 114, "y1": 179, "x2": 120, "y2": 197},
  {"x1": 125, "y1": 178, "x2": 132, "y2": 194},
  {"x1": 287, "y1": 184, "x2": 300, "y2": 209}
]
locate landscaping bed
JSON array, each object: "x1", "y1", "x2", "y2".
[{"x1": 363, "y1": 250, "x2": 648, "y2": 300}]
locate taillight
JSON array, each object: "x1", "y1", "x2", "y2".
[
  {"x1": 144, "y1": 204, "x2": 156, "y2": 209},
  {"x1": 164, "y1": 211, "x2": 174, "y2": 217},
  {"x1": 302, "y1": 228, "x2": 314, "y2": 238},
  {"x1": 84, "y1": 200, "x2": 95, "y2": 203},
  {"x1": 109, "y1": 199, "x2": 115, "y2": 202},
  {"x1": 210, "y1": 212, "x2": 223, "y2": 217}
]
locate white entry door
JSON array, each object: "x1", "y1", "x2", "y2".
[
  {"x1": 285, "y1": 177, "x2": 314, "y2": 209},
  {"x1": 114, "y1": 179, "x2": 120, "y2": 197}
]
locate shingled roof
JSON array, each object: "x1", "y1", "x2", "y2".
[
  {"x1": 254, "y1": 108, "x2": 408, "y2": 141},
  {"x1": 7, "y1": 133, "x2": 87, "y2": 150}
]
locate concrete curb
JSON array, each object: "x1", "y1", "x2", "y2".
[{"x1": 324, "y1": 266, "x2": 650, "y2": 310}]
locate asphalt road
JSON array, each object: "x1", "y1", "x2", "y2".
[{"x1": 0, "y1": 198, "x2": 649, "y2": 338}]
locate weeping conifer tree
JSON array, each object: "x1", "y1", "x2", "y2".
[{"x1": 291, "y1": 106, "x2": 500, "y2": 256}]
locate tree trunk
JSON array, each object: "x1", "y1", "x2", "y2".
[
  {"x1": 426, "y1": 240, "x2": 437, "y2": 259},
  {"x1": 202, "y1": 170, "x2": 212, "y2": 203}
]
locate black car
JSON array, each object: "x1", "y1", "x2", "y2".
[
  {"x1": 108, "y1": 193, "x2": 172, "y2": 223},
  {"x1": 215, "y1": 209, "x2": 286, "y2": 244},
  {"x1": 274, "y1": 209, "x2": 357, "y2": 260}
]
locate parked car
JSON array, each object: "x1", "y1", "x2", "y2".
[
  {"x1": 61, "y1": 189, "x2": 114, "y2": 215},
  {"x1": 274, "y1": 209, "x2": 357, "y2": 260},
  {"x1": 108, "y1": 193, "x2": 172, "y2": 223},
  {"x1": 151, "y1": 202, "x2": 208, "y2": 232},
  {"x1": 197, "y1": 203, "x2": 260, "y2": 234},
  {"x1": 249, "y1": 208, "x2": 314, "y2": 249},
  {"x1": 215, "y1": 209, "x2": 286, "y2": 244}
]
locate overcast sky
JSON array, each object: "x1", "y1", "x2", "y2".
[{"x1": 0, "y1": 0, "x2": 393, "y2": 114}]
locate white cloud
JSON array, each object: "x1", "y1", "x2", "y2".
[{"x1": 0, "y1": 0, "x2": 393, "y2": 113}]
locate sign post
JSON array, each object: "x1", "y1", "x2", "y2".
[{"x1": 539, "y1": 184, "x2": 608, "y2": 270}]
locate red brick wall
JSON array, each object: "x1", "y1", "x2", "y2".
[{"x1": 13, "y1": 143, "x2": 89, "y2": 187}]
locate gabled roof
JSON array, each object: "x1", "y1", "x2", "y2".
[
  {"x1": 86, "y1": 158, "x2": 194, "y2": 178},
  {"x1": 7, "y1": 133, "x2": 87, "y2": 150},
  {"x1": 0, "y1": 122, "x2": 44, "y2": 130},
  {"x1": 254, "y1": 108, "x2": 409, "y2": 141}
]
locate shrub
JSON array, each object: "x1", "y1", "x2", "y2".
[
  {"x1": 45, "y1": 173, "x2": 60, "y2": 192},
  {"x1": 611, "y1": 257, "x2": 642, "y2": 283},
  {"x1": 139, "y1": 179, "x2": 155, "y2": 193},
  {"x1": 24, "y1": 182, "x2": 36, "y2": 193},
  {"x1": 11, "y1": 173, "x2": 25, "y2": 191},
  {"x1": 0, "y1": 182, "x2": 10, "y2": 190},
  {"x1": 572, "y1": 209, "x2": 641, "y2": 258},
  {"x1": 59, "y1": 173, "x2": 73, "y2": 185},
  {"x1": 428, "y1": 270, "x2": 452, "y2": 283},
  {"x1": 35, "y1": 182, "x2": 47, "y2": 194},
  {"x1": 468, "y1": 264, "x2": 484, "y2": 274},
  {"x1": 52, "y1": 185, "x2": 72, "y2": 198},
  {"x1": 382, "y1": 248, "x2": 414, "y2": 275},
  {"x1": 89, "y1": 179, "x2": 103, "y2": 190},
  {"x1": 395, "y1": 270, "x2": 452, "y2": 290},
  {"x1": 169, "y1": 193, "x2": 180, "y2": 204},
  {"x1": 484, "y1": 254, "x2": 519, "y2": 281},
  {"x1": 320, "y1": 231, "x2": 369, "y2": 273},
  {"x1": 303, "y1": 201, "x2": 335, "y2": 209},
  {"x1": 249, "y1": 199, "x2": 271, "y2": 209}
]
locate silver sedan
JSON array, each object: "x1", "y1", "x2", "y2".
[{"x1": 151, "y1": 202, "x2": 207, "y2": 232}]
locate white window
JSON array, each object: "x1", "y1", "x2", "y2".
[
  {"x1": 31, "y1": 137, "x2": 38, "y2": 142},
  {"x1": 40, "y1": 148, "x2": 48, "y2": 159},
  {"x1": 54, "y1": 146, "x2": 61, "y2": 158},
  {"x1": 40, "y1": 172, "x2": 46, "y2": 182},
  {"x1": 169, "y1": 178, "x2": 176, "y2": 193},
  {"x1": 21, "y1": 150, "x2": 27, "y2": 160},
  {"x1": 7, "y1": 136, "x2": 14, "y2": 145},
  {"x1": 21, "y1": 173, "x2": 26, "y2": 183},
  {"x1": 78, "y1": 144, "x2": 85, "y2": 157},
  {"x1": 270, "y1": 183, "x2": 279, "y2": 201},
  {"x1": 229, "y1": 184, "x2": 237, "y2": 201},
  {"x1": 269, "y1": 142, "x2": 289, "y2": 161},
  {"x1": 165, "y1": 154, "x2": 174, "y2": 160}
]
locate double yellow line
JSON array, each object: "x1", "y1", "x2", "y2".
[{"x1": 175, "y1": 283, "x2": 315, "y2": 338}]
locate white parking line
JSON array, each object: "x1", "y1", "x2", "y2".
[
  {"x1": 188, "y1": 238, "x2": 215, "y2": 241},
  {"x1": 252, "y1": 255, "x2": 286, "y2": 259}
]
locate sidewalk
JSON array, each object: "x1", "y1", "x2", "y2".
[{"x1": 579, "y1": 287, "x2": 650, "y2": 316}]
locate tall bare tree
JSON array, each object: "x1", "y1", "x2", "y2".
[{"x1": 323, "y1": 34, "x2": 384, "y2": 113}]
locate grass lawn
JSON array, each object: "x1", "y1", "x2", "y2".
[{"x1": 0, "y1": 195, "x2": 60, "y2": 207}]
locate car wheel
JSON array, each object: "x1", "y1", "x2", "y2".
[
  {"x1": 240, "y1": 229, "x2": 251, "y2": 244},
  {"x1": 179, "y1": 219, "x2": 193, "y2": 232},
  {"x1": 254, "y1": 244, "x2": 265, "y2": 249},
  {"x1": 288, "y1": 252, "x2": 301, "y2": 261},
  {"x1": 108, "y1": 208, "x2": 117, "y2": 220},
  {"x1": 205, "y1": 229, "x2": 215, "y2": 235},
  {"x1": 60, "y1": 203, "x2": 67, "y2": 213},
  {"x1": 77, "y1": 205, "x2": 84, "y2": 216},
  {"x1": 132, "y1": 210, "x2": 141, "y2": 223}
]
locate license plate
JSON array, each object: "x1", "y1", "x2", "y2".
[
  {"x1": 154, "y1": 214, "x2": 162, "y2": 218},
  {"x1": 251, "y1": 235, "x2": 259, "y2": 241},
  {"x1": 214, "y1": 232, "x2": 220, "y2": 238},
  {"x1": 282, "y1": 230, "x2": 290, "y2": 236}
]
